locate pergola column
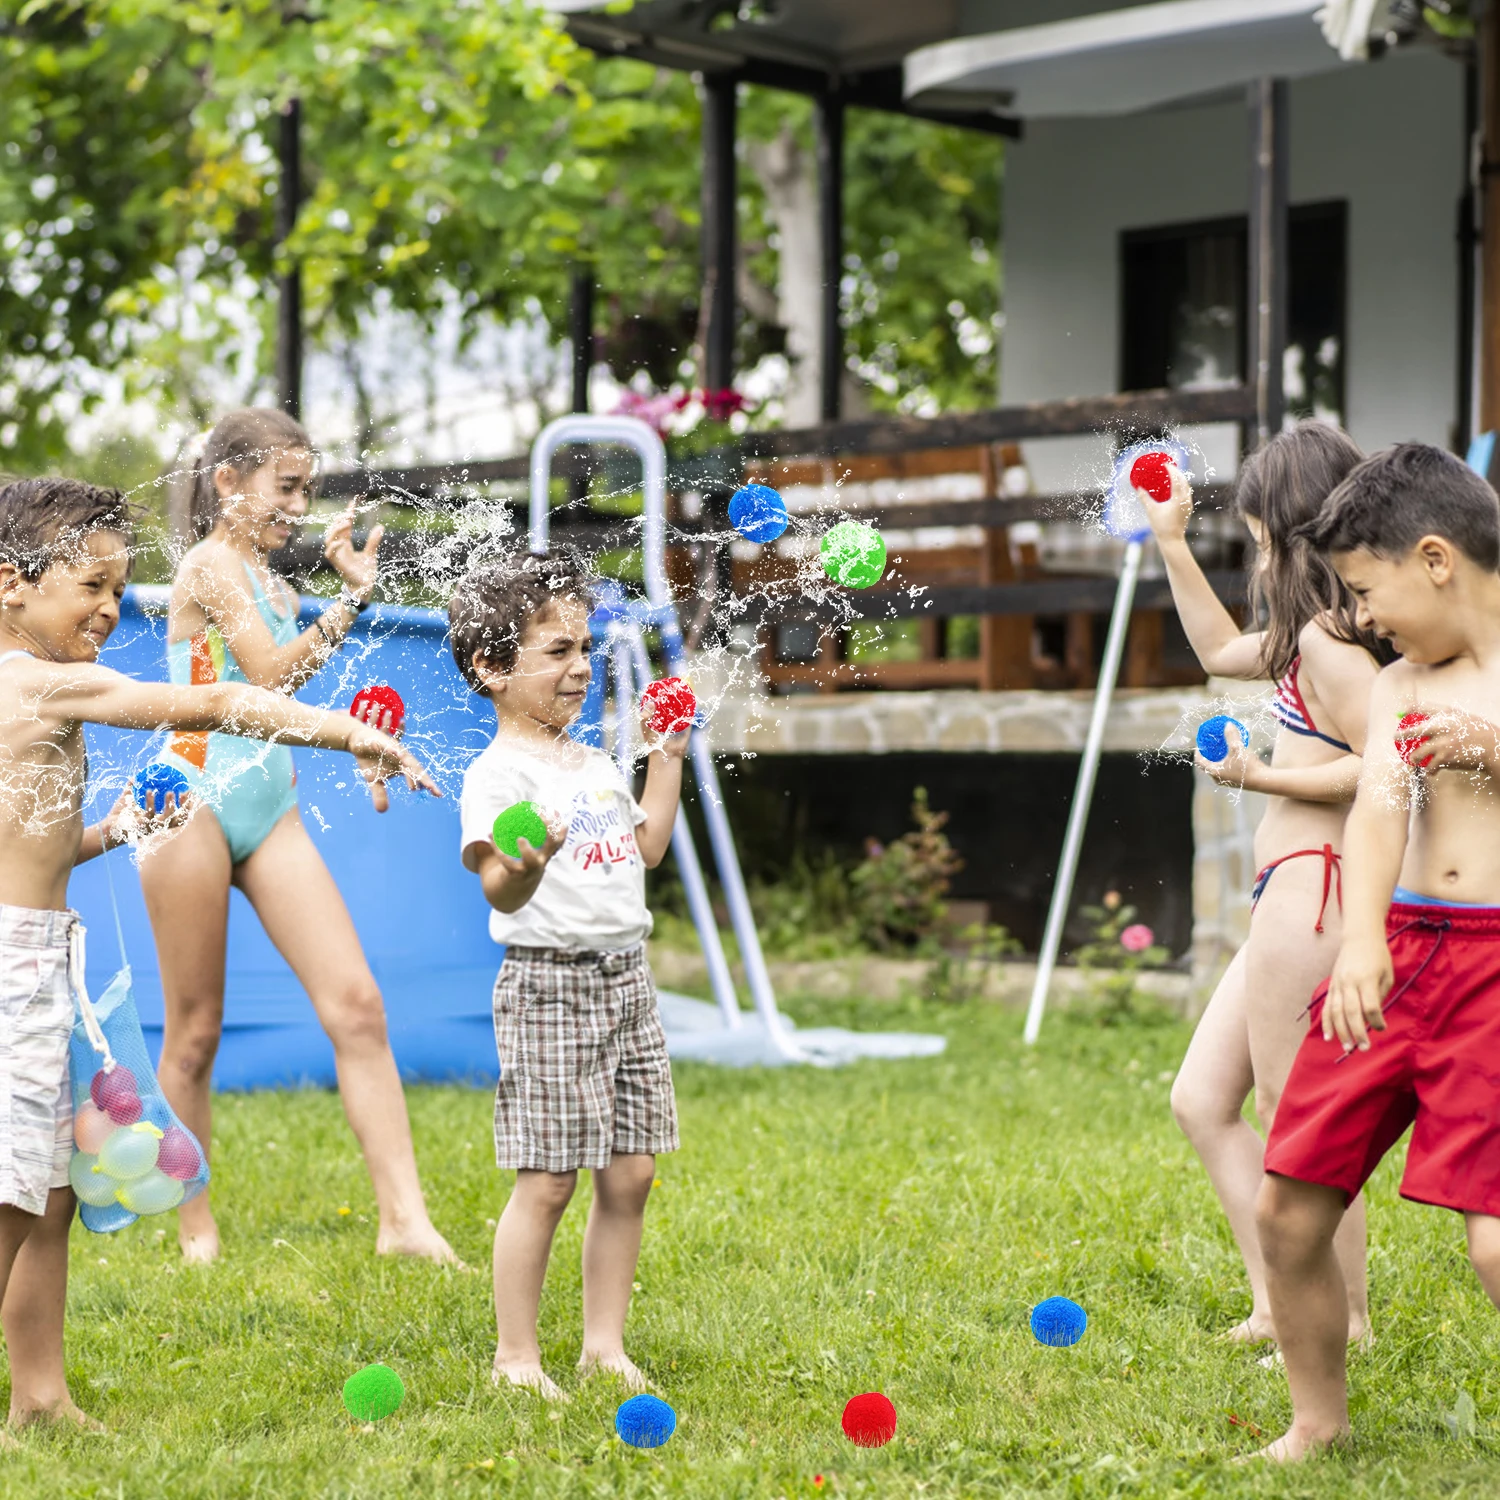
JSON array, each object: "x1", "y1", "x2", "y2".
[
  {"x1": 701, "y1": 73, "x2": 738, "y2": 393},
  {"x1": 1481, "y1": 6, "x2": 1500, "y2": 436},
  {"x1": 1247, "y1": 77, "x2": 1288, "y2": 446},
  {"x1": 815, "y1": 89, "x2": 845, "y2": 424},
  {"x1": 276, "y1": 96, "x2": 303, "y2": 421},
  {"x1": 569, "y1": 265, "x2": 594, "y2": 414}
]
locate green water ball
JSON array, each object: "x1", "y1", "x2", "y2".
[
  {"x1": 820, "y1": 520, "x2": 887, "y2": 589},
  {"x1": 97, "y1": 1123, "x2": 161, "y2": 1181},
  {"x1": 69, "y1": 1153, "x2": 123, "y2": 1208},
  {"x1": 492, "y1": 800, "x2": 549, "y2": 859},
  {"x1": 116, "y1": 1168, "x2": 186, "y2": 1216},
  {"x1": 343, "y1": 1362, "x2": 406, "y2": 1422}
]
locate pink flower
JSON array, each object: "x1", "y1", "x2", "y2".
[
  {"x1": 1120, "y1": 923, "x2": 1154, "y2": 953},
  {"x1": 613, "y1": 387, "x2": 690, "y2": 434}
]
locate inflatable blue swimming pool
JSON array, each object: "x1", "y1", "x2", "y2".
[{"x1": 69, "y1": 587, "x2": 505, "y2": 1089}]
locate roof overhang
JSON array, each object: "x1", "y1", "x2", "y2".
[{"x1": 905, "y1": 0, "x2": 1348, "y2": 119}]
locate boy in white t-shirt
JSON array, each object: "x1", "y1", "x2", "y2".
[{"x1": 451, "y1": 550, "x2": 685, "y2": 1400}]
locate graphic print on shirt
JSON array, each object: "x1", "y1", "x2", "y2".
[{"x1": 564, "y1": 785, "x2": 639, "y2": 876}]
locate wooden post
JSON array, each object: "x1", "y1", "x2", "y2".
[
  {"x1": 1247, "y1": 78, "x2": 1288, "y2": 446},
  {"x1": 276, "y1": 97, "x2": 303, "y2": 421},
  {"x1": 1481, "y1": 8, "x2": 1500, "y2": 434},
  {"x1": 701, "y1": 73, "x2": 738, "y2": 394},
  {"x1": 977, "y1": 447, "x2": 1033, "y2": 689},
  {"x1": 569, "y1": 266, "x2": 594, "y2": 415},
  {"x1": 815, "y1": 90, "x2": 845, "y2": 425},
  {"x1": 1458, "y1": 56, "x2": 1479, "y2": 454}
]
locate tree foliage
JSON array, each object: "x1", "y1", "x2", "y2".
[{"x1": 0, "y1": 0, "x2": 1003, "y2": 470}]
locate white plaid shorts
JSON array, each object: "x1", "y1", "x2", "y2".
[
  {"x1": 492, "y1": 944, "x2": 679, "y2": 1174},
  {"x1": 0, "y1": 906, "x2": 78, "y2": 1215}
]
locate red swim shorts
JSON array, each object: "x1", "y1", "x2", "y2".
[{"x1": 1265, "y1": 901, "x2": 1500, "y2": 1216}]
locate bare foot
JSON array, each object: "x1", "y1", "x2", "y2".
[
  {"x1": 1222, "y1": 1316, "x2": 1276, "y2": 1346},
  {"x1": 179, "y1": 1222, "x2": 221, "y2": 1264},
  {"x1": 1239, "y1": 1424, "x2": 1349, "y2": 1463},
  {"x1": 1348, "y1": 1320, "x2": 1374, "y2": 1353},
  {"x1": 490, "y1": 1361, "x2": 567, "y2": 1402},
  {"x1": 9, "y1": 1397, "x2": 105, "y2": 1434},
  {"x1": 376, "y1": 1222, "x2": 462, "y2": 1266},
  {"x1": 578, "y1": 1352, "x2": 652, "y2": 1391}
]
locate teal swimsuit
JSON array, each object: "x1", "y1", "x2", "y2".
[{"x1": 161, "y1": 561, "x2": 301, "y2": 864}]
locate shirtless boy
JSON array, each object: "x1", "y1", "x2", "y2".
[
  {"x1": 0, "y1": 477, "x2": 434, "y2": 1432},
  {"x1": 1254, "y1": 443, "x2": 1500, "y2": 1459}
]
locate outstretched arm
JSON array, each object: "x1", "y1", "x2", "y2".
[
  {"x1": 1198, "y1": 744, "x2": 1363, "y2": 804},
  {"x1": 470, "y1": 822, "x2": 569, "y2": 914},
  {"x1": 28, "y1": 662, "x2": 437, "y2": 810},
  {"x1": 1141, "y1": 466, "x2": 1266, "y2": 680}
]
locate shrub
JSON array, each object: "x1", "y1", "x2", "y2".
[{"x1": 850, "y1": 787, "x2": 964, "y2": 951}]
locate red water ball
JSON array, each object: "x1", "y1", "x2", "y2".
[
  {"x1": 90, "y1": 1065, "x2": 138, "y2": 1114},
  {"x1": 1129, "y1": 451, "x2": 1176, "y2": 503},
  {"x1": 841, "y1": 1391, "x2": 897, "y2": 1448},
  {"x1": 350, "y1": 685, "x2": 405, "y2": 736},
  {"x1": 157, "y1": 1125, "x2": 202, "y2": 1182},
  {"x1": 641, "y1": 677, "x2": 697, "y2": 736},
  {"x1": 105, "y1": 1092, "x2": 143, "y2": 1126},
  {"x1": 1396, "y1": 710, "x2": 1431, "y2": 768}
]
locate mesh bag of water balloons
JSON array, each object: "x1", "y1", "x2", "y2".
[{"x1": 67, "y1": 968, "x2": 209, "y2": 1233}]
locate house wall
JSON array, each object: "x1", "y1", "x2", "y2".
[{"x1": 999, "y1": 48, "x2": 1467, "y2": 492}]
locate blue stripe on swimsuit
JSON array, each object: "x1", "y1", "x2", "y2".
[{"x1": 160, "y1": 560, "x2": 302, "y2": 865}]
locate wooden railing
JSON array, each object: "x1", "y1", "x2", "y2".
[{"x1": 311, "y1": 386, "x2": 1253, "y2": 693}]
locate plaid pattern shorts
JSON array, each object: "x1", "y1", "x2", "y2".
[{"x1": 492, "y1": 944, "x2": 678, "y2": 1174}]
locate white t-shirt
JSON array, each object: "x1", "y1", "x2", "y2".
[{"x1": 459, "y1": 734, "x2": 651, "y2": 952}]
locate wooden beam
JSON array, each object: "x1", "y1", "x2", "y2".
[
  {"x1": 738, "y1": 385, "x2": 1255, "y2": 461},
  {"x1": 747, "y1": 572, "x2": 1245, "y2": 623},
  {"x1": 276, "y1": 97, "x2": 303, "y2": 421},
  {"x1": 701, "y1": 73, "x2": 738, "y2": 393},
  {"x1": 1247, "y1": 78, "x2": 1288, "y2": 444},
  {"x1": 569, "y1": 266, "x2": 594, "y2": 415},
  {"x1": 815, "y1": 91, "x2": 845, "y2": 425}
]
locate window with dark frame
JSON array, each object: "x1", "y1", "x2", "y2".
[{"x1": 1120, "y1": 201, "x2": 1347, "y2": 424}]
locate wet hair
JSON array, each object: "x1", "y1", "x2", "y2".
[
  {"x1": 448, "y1": 547, "x2": 594, "y2": 694},
  {"x1": 0, "y1": 477, "x2": 139, "y2": 580},
  {"x1": 1234, "y1": 421, "x2": 1387, "y2": 678},
  {"x1": 1300, "y1": 442, "x2": 1500, "y2": 573},
  {"x1": 185, "y1": 407, "x2": 315, "y2": 540}
]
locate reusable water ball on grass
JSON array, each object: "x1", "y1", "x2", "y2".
[
  {"x1": 1196, "y1": 714, "x2": 1249, "y2": 764},
  {"x1": 68, "y1": 966, "x2": 209, "y2": 1234},
  {"x1": 1031, "y1": 1296, "x2": 1088, "y2": 1347},
  {"x1": 841, "y1": 1392, "x2": 897, "y2": 1447},
  {"x1": 342, "y1": 1363, "x2": 405, "y2": 1422},
  {"x1": 615, "y1": 1393, "x2": 676, "y2": 1448},
  {"x1": 492, "y1": 801, "x2": 550, "y2": 859}
]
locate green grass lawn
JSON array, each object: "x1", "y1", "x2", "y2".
[{"x1": 5, "y1": 992, "x2": 1499, "y2": 1497}]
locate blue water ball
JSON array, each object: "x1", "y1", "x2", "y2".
[
  {"x1": 615, "y1": 1393, "x2": 676, "y2": 1448},
  {"x1": 134, "y1": 762, "x2": 190, "y2": 814},
  {"x1": 1195, "y1": 714, "x2": 1249, "y2": 764},
  {"x1": 1031, "y1": 1296, "x2": 1088, "y2": 1347},
  {"x1": 728, "y1": 483, "x2": 789, "y2": 544}
]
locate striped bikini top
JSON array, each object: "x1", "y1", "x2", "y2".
[{"x1": 1270, "y1": 654, "x2": 1352, "y2": 752}]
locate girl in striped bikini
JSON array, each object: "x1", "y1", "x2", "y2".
[{"x1": 1142, "y1": 422, "x2": 1390, "y2": 1346}]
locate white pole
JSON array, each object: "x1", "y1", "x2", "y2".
[{"x1": 1024, "y1": 538, "x2": 1146, "y2": 1045}]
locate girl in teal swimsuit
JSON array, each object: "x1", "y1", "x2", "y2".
[{"x1": 139, "y1": 407, "x2": 455, "y2": 1265}]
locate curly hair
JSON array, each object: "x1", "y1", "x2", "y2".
[
  {"x1": 0, "y1": 477, "x2": 140, "y2": 580},
  {"x1": 448, "y1": 547, "x2": 594, "y2": 694}
]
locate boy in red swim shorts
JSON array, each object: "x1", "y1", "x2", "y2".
[{"x1": 1254, "y1": 444, "x2": 1500, "y2": 1461}]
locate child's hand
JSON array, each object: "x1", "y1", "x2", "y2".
[
  {"x1": 324, "y1": 499, "x2": 384, "y2": 603},
  {"x1": 493, "y1": 817, "x2": 569, "y2": 879},
  {"x1": 643, "y1": 717, "x2": 692, "y2": 762},
  {"x1": 101, "y1": 785, "x2": 193, "y2": 850},
  {"x1": 1193, "y1": 740, "x2": 1264, "y2": 792},
  {"x1": 347, "y1": 723, "x2": 440, "y2": 812},
  {"x1": 1401, "y1": 707, "x2": 1500, "y2": 775},
  {"x1": 1138, "y1": 461, "x2": 1193, "y2": 543},
  {"x1": 1324, "y1": 934, "x2": 1394, "y2": 1053}
]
